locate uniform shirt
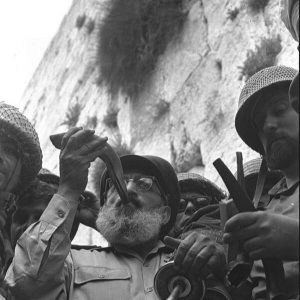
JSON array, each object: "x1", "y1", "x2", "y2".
[
  {"x1": 251, "y1": 178, "x2": 299, "y2": 300},
  {"x1": 4, "y1": 194, "x2": 173, "y2": 300}
]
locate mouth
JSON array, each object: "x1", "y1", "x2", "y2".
[{"x1": 268, "y1": 136, "x2": 286, "y2": 148}]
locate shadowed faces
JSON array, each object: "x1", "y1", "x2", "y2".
[{"x1": 253, "y1": 87, "x2": 299, "y2": 171}]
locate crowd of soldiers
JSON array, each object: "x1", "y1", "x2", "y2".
[{"x1": 0, "y1": 0, "x2": 299, "y2": 299}]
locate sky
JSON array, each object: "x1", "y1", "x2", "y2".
[{"x1": 0, "y1": 0, "x2": 73, "y2": 107}]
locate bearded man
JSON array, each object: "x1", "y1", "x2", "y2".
[
  {"x1": 224, "y1": 66, "x2": 299, "y2": 299},
  {"x1": 5, "y1": 127, "x2": 226, "y2": 300}
]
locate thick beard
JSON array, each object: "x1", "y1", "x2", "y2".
[
  {"x1": 96, "y1": 204, "x2": 165, "y2": 247},
  {"x1": 266, "y1": 137, "x2": 299, "y2": 170}
]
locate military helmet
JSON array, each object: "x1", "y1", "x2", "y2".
[
  {"x1": 235, "y1": 66, "x2": 298, "y2": 154},
  {"x1": 177, "y1": 172, "x2": 226, "y2": 204},
  {"x1": 0, "y1": 102, "x2": 42, "y2": 191}
]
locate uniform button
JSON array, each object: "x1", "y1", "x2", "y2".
[
  {"x1": 98, "y1": 274, "x2": 105, "y2": 279},
  {"x1": 146, "y1": 287, "x2": 153, "y2": 293},
  {"x1": 58, "y1": 210, "x2": 65, "y2": 218}
]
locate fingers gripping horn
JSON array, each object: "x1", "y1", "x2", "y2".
[{"x1": 50, "y1": 132, "x2": 129, "y2": 204}]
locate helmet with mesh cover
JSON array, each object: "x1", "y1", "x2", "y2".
[
  {"x1": 177, "y1": 172, "x2": 226, "y2": 203},
  {"x1": 0, "y1": 102, "x2": 42, "y2": 192},
  {"x1": 235, "y1": 66, "x2": 298, "y2": 154}
]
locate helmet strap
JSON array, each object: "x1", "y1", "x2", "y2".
[{"x1": 252, "y1": 158, "x2": 268, "y2": 209}]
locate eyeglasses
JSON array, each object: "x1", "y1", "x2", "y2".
[
  {"x1": 105, "y1": 175, "x2": 164, "y2": 196},
  {"x1": 178, "y1": 195, "x2": 212, "y2": 213}
]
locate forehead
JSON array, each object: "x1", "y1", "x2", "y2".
[{"x1": 254, "y1": 87, "x2": 289, "y2": 112}]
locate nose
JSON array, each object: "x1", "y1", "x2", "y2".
[
  {"x1": 184, "y1": 201, "x2": 196, "y2": 216},
  {"x1": 126, "y1": 181, "x2": 138, "y2": 198},
  {"x1": 263, "y1": 112, "x2": 278, "y2": 134}
]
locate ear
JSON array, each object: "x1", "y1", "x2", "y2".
[{"x1": 160, "y1": 205, "x2": 171, "y2": 226}]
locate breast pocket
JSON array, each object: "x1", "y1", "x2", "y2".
[{"x1": 73, "y1": 266, "x2": 132, "y2": 300}]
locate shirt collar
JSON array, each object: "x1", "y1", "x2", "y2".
[
  {"x1": 268, "y1": 177, "x2": 299, "y2": 196},
  {"x1": 110, "y1": 240, "x2": 170, "y2": 259}
]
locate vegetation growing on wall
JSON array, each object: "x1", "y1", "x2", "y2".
[
  {"x1": 86, "y1": 19, "x2": 95, "y2": 34},
  {"x1": 103, "y1": 108, "x2": 119, "y2": 128},
  {"x1": 240, "y1": 35, "x2": 282, "y2": 80},
  {"x1": 76, "y1": 14, "x2": 86, "y2": 29},
  {"x1": 97, "y1": 0, "x2": 187, "y2": 99},
  {"x1": 85, "y1": 115, "x2": 98, "y2": 129},
  {"x1": 227, "y1": 8, "x2": 239, "y2": 21},
  {"x1": 62, "y1": 102, "x2": 82, "y2": 128},
  {"x1": 153, "y1": 99, "x2": 170, "y2": 120}
]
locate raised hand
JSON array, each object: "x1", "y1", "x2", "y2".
[{"x1": 58, "y1": 127, "x2": 108, "y2": 199}]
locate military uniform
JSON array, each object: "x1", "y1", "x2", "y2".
[
  {"x1": 5, "y1": 194, "x2": 173, "y2": 300},
  {"x1": 251, "y1": 179, "x2": 299, "y2": 300}
]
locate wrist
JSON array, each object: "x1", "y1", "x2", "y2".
[{"x1": 57, "y1": 185, "x2": 81, "y2": 202}]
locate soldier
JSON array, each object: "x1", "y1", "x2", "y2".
[
  {"x1": 170, "y1": 172, "x2": 226, "y2": 242},
  {"x1": 5, "y1": 128, "x2": 226, "y2": 299},
  {"x1": 224, "y1": 66, "x2": 299, "y2": 299},
  {"x1": 0, "y1": 102, "x2": 42, "y2": 299}
]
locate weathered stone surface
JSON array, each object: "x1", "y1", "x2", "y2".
[{"x1": 20, "y1": 0, "x2": 298, "y2": 244}]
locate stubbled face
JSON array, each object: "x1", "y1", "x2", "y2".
[
  {"x1": 96, "y1": 171, "x2": 170, "y2": 247},
  {"x1": 0, "y1": 141, "x2": 21, "y2": 192},
  {"x1": 253, "y1": 88, "x2": 299, "y2": 171}
]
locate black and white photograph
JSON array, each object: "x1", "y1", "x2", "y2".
[{"x1": 0, "y1": 0, "x2": 299, "y2": 299}]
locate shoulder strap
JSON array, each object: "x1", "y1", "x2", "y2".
[
  {"x1": 236, "y1": 152, "x2": 246, "y2": 192},
  {"x1": 253, "y1": 159, "x2": 268, "y2": 209}
]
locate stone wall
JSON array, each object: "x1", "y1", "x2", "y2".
[{"x1": 20, "y1": 0, "x2": 298, "y2": 244}]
